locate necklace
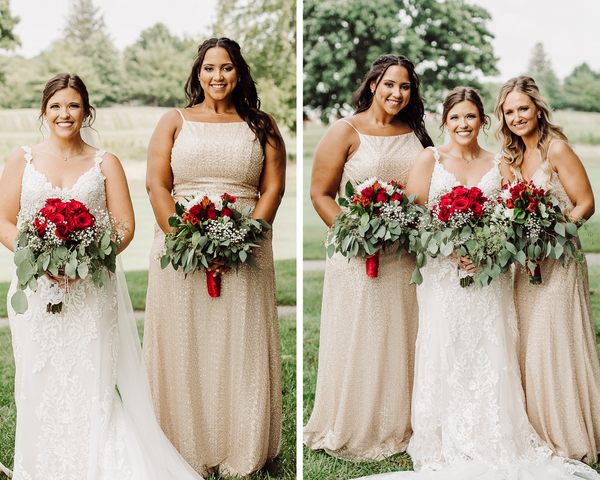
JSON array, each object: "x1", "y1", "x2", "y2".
[
  {"x1": 462, "y1": 147, "x2": 482, "y2": 164},
  {"x1": 48, "y1": 143, "x2": 85, "y2": 162}
]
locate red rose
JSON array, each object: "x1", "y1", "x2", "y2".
[
  {"x1": 439, "y1": 196, "x2": 452, "y2": 208},
  {"x1": 206, "y1": 206, "x2": 218, "y2": 220},
  {"x1": 361, "y1": 187, "x2": 375, "y2": 200},
  {"x1": 451, "y1": 197, "x2": 470, "y2": 212},
  {"x1": 470, "y1": 201, "x2": 483, "y2": 218},
  {"x1": 189, "y1": 204, "x2": 205, "y2": 220},
  {"x1": 511, "y1": 184, "x2": 525, "y2": 200},
  {"x1": 376, "y1": 190, "x2": 389, "y2": 203},
  {"x1": 468, "y1": 187, "x2": 483, "y2": 200},
  {"x1": 73, "y1": 211, "x2": 95, "y2": 230},
  {"x1": 67, "y1": 200, "x2": 86, "y2": 212},
  {"x1": 221, "y1": 207, "x2": 233, "y2": 218},
  {"x1": 48, "y1": 212, "x2": 66, "y2": 225},
  {"x1": 391, "y1": 192, "x2": 403, "y2": 202},
  {"x1": 438, "y1": 206, "x2": 452, "y2": 222},
  {"x1": 55, "y1": 223, "x2": 72, "y2": 240},
  {"x1": 451, "y1": 186, "x2": 469, "y2": 199},
  {"x1": 34, "y1": 218, "x2": 47, "y2": 237}
]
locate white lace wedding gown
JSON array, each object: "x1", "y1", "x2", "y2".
[
  {"x1": 352, "y1": 147, "x2": 600, "y2": 480},
  {"x1": 8, "y1": 147, "x2": 203, "y2": 480}
]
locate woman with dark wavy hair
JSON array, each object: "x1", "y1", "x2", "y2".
[
  {"x1": 144, "y1": 38, "x2": 286, "y2": 476},
  {"x1": 304, "y1": 54, "x2": 432, "y2": 459}
]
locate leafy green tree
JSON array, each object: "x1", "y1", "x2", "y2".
[
  {"x1": 563, "y1": 63, "x2": 600, "y2": 112},
  {"x1": 304, "y1": 0, "x2": 498, "y2": 119},
  {"x1": 213, "y1": 0, "x2": 296, "y2": 131},
  {"x1": 0, "y1": 0, "x2": 19, "y2": 51},
  {"x1": 64, "y1": 0, "x2": 105, "y2": 56},
  {"x1": 123, "y1": 23, "x2": 196, "y2": 107},
  {"x1": 525, "y1": 42, "x2": 563, "y2": 110}
]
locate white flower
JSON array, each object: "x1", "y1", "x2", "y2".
[
  {"x1": 500, "y1": 189, "x2": 512, "y2": 201},
  {"x1": 504, "y1": 208, "x2": 515, "y2": 220},
  {"x1": 539, "y1": 203, "x2": 548, "y2": 218}
]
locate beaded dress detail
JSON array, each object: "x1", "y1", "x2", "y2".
[
  {"x1": 144, "y1": 113, "x2": 282, "y2": 477},
  {"x1": 303, "y1": 120, "x2": 423, "y2": 459}
]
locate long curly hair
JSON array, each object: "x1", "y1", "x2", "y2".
[
  {"x1": 440, "y1": 86, "x2": 490, "y2": 136},
  {"x1": 184, "y1": 37, "x2": 281, "y2": 152},
  {"x1": 494, "y1": 76, "x2": 568, "y2": 184},
  {"x1": 353, "y1": 54, "x2": 433, "y2": 148},
  {"x1": 39, "y1": 73, "x2": 96, "y2": 129}
]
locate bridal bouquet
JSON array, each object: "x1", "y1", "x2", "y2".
[
  {"x1": 161, "y1": 192, "x2": 270, "y2": 297},
  {"x1": 415, "y1": 185, "x2": 510, "y2": 287},
  {"x1": 326, "y1": 178, "x2": 423, "y2": 278},
  {"x1": 495, "y1": 180, "x2": 580, "y2": 284},
  {"x1": 11, "y1": 198, "x2": 121, "y2": 314}
]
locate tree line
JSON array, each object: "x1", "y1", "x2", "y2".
[{"x1": 0, "y1": 0, "x2": 296, "y2": 131}]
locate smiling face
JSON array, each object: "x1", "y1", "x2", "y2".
[
  {"x1": 370, "y1": 65, "x2": 411, "y2": 116},
  {"x1": 44, "y1": 87, "x2": 86, "y2": 139},
  {"x1": 502, "y1": 90, "x2": 541, "y2": 138},
  {"x1": 444, "y1": 100, "x2": 482, "y2": 146},
  {"x1": 199, "y1": 47, "x2": 238, "y2": 101}
]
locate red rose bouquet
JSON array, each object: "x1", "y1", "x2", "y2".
[
  {"x1": 327, "y1": 178, "x2": 424, "y2": 277},
  {"x1": 495, "y1": 180, "x2": 580, "y2": 284},
  {"x1": 161, "y1": 192, "x2": 270, "y2": 297},
  {"x1": 415, "y1": 185, "x2": 508, "y2": 287},
  {"x1": 11, "y1": 198, "x2": 122, "y2": 314}
]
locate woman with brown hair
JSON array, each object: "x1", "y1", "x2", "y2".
[
  {"x1": 144, "y1": 37, "x2": 286, "y2": 476},
  {"x1": 304, "y1": 54, "x2": 432, "y2": 460},
  {"x1": 495, "y1": 75, "x2": 600, "y2": 464}
]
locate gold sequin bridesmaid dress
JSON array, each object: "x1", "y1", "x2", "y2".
[
  {"x1": 303, "y1": 120, "x2": 423, "y2": 459},
  {"x1": 514, "y1": 152, "x2": 600, "y2": 464},
  {"x1": 144, "y1": 111, "x2": 282, "y2": 476}
]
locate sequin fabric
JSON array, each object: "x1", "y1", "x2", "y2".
[
  {"x1": 303, "y1": 121, "x2": 423, "y2": 459},
  {"x1": 143, "y1": 117, "x2": 282, "y2": 476},
  {"x1": 514, "y1": 161, "x2": 600, "y2": 463}
]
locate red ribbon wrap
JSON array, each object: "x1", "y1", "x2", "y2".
[
  {"x1": 206, "y1": 270, "x2": 221, "y2": 297},
  {"x1": 366, "y1": 251, "x2": 380, "y2": 278},
  {"x1": 526, "y1": 262, "x2": 542, "y2": 285}
]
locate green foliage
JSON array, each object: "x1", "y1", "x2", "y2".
[
  {"x1": 0, "y1": 0, "x2": 19, "y2": 52},
  {"x1": 303, "y1": 0, "x2": 498, "y2": 118},
  {"x1": 213, "y1": 0, "x2": 296, "y2": 131},
  {"x1": 563, "y1": 63, "x2": 600, "y2": 113},
  {"x1": 525, "y1": 43, "x2": 564, "y2": 110},
  {"x1": 64, "y1": 0, "x2": 105, "y2": 56},
  {"x1": 123, "y1": 23, "x2": 197, "y2": 107}
]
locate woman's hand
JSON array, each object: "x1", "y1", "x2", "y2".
[
  {"x1": 449, "y1": 252, "x2": 476, "y2": 273},
  {"x1": 45, "y1": 269, "x2": 81, "y2": 291},
  {"x1": 207, "y1": 258, "x2": 231, "y2": 277}
]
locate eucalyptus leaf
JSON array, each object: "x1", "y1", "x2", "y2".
[
  {"x1": 78, "y1": 263, "x2": 89, "y2": 279},
  {"x1": 565, "y1": 222, "x2": 578, "y2": 237},
  {"x1": 65, "y1": 263, "x2": 77, "y2": 279},
  {"x1": 554, "y1": 222, "x2": 566, "y2": 237},
  {"x1": 11, "y1": 290, "x2": 28, "y2": 314}
]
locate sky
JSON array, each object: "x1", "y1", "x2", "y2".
[
  {"x1": 9, "y1": 0, "x2": 218, "y2": 57},
  {"x1": 7, "y1": 0, "x2": 600, "y2": 81}
]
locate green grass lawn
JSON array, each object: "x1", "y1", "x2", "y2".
[
  {"x1": 0, "y1": 313, "x2": 296, "y2": 480},
  {"x1": 303, "y1": 265, "x2": 600, "y2": 478}
]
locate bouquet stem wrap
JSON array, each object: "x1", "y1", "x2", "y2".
[
  {"x1": 206, "y1": 270, "x2": 221, "y2": 297},
  {"x1": 366, "y1": 251, "x2": 379, "y2": 278},
  {"x1": 527, "y1": 263, "x2": 542, "y2": 285}
]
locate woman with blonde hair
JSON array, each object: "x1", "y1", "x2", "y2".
[{"x1": 495, "y1": 75, "x2": 600, "y2": 464}]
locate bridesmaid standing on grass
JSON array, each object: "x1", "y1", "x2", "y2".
[
  {"x1": 144, "y1": 38, "x2": 286, "y2": 477},
  {"x1": 304, "y1": 54, "x2": 433, "y2": 460},
  {"x1": 495, "y1": 75, "x2": 600, "y2": 464}
]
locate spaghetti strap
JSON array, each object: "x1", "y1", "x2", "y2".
[
  {"x1": 175, "y1": 109, "x2": 186, "y2": 122},
  {"x1": 339, "y1": 118, "x2": 361, "y2": 135},
  {"x1": 21, "y1": 146, "x2": 32, "y2": 164},
  {"x1": 94, "y1": 149, "x2": 107, "y2": 165},
  {"x1": 427, "y1": 145, "x2": 440, "y2": 163}
]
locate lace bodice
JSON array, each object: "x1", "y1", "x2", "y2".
[
  {"x1": 337, "y1": 120, "x2": 423, "y2": 195},
  {"x1": 19, "y1": 146, "x2": 107, "y2": 221},
  {"x1": 170, "y1": 112, "x2": 264, "y2": 205},
  {"x1": 427, "y1": 146, "x2": 502, "y2": 203}
]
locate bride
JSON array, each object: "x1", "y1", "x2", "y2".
[
  {"x1": 350, "y1": 86, "x2": 600, "y2": 480},
  {"x1": 0, "y1": 73, "x2": 203, "y2": 479}
]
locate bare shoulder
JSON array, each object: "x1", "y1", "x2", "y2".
[
  {"x1": 323, "y1": 117, "x2": 358, "y2": 142},
  {"x1": 4, "y1": 147, "x2": 29, "y2": 171},
  {"x1": 414, "y1": 146, "x2": 436, "y2": 167},
  {"x1": 98, "y1": 151, "x2": 125, "y2": 175},
  {"x1": 548, "y1": 138, "x2": 574, "y2": 158},
  {"x1": 156, "y1": 109, "x2": 184, "y2": 129},
  {"x1": 496, "y1": 155, "x2": 514, "y2": 182}
]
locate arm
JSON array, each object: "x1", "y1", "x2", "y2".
[
  {"x1": 0, "y1": 149, "x2": 27, "y2": 252},
  {"x1": 102, "y1": 153, "x2": 135, "y2": 254},
  {"x1": 405, "y1": 148, "x2": 436, "y2": 206},
  {"x1": 146, "y1": 110, "x2": 181, "y2": 234},
  {"x1": 498, "y1": 157, "x2": 514, "y2": 186},
  {"x1": 310, "y1": 121, "x2": 357, "y2": 227},
  {"x1": 252, "y1": 115, "x2": 286, "y2": 225},
  {"x1": 548, "y1": 141, "x2": 594, "y2": 221}
]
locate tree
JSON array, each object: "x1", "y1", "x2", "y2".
[
  {"x1": 64, "y1": 0, "x2": 105, "y2": 56},
  {"x1": 525, "y1": 42, "x2": 563, "y2": 110},
  {"x1": 213, "y1": 0, "x2": 296, "y2": 131},
  {"x1": 303, "y1": 0, "x2": 498, "y2": 119},
  {"x1": 563, "y1": 63, "x2": 600, "y2": 112},
  {"x1": 0, "y1": 0, "x2": 19, "y2": 51},
  {"x1": 123, "y1": 23, "x2": 196, "y2": 107}
]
